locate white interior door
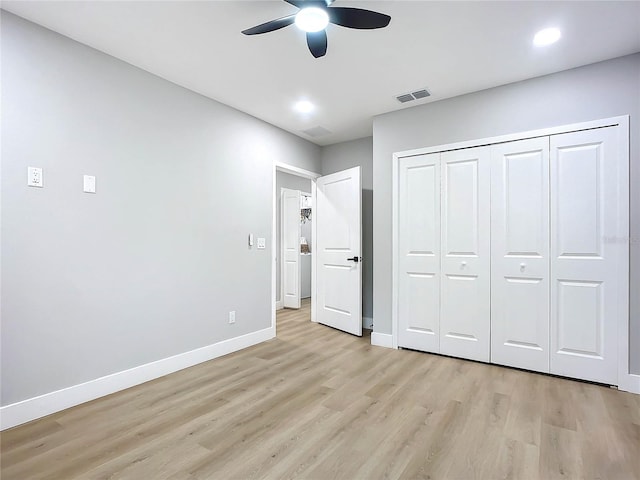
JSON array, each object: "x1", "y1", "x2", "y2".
[
  {"x1": 282, "y1": 188, "x2": 301, "y2": 309},
  {"x1": 315, "y1": 166, "x2": 362, "y2": 336},
  {"x1": 491, "y1": 137, "x2": 550, "y2": 373},
  {"x1": 550, "y1": 127, "x2": 621, "y2": 384},
  {"x1": 440, "y1": 147, "x2": 490, "y2": 362},
  {"x1": 398, "y1": 153, "x2": 441, "y2": 352}
]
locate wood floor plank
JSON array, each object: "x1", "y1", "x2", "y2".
[
  {"x1": 539, "y1": 422, "x2": 583, "y2": 479},
  {"x1": 491, "y1": 437, "x2": 540, "y2": 480},
  {"x1": 2, "y1": 299, "x2": 638, "y2": 479}
]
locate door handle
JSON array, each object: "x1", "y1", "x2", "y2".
[{"x1": 347, "y1": 257, "x2": 361, "y2": 263}]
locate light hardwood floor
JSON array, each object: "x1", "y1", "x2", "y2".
[{"x1": 2, "y1": 299, "x2": 639, "y2": 479}]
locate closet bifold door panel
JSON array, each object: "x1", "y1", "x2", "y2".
[
  {"x1": 282, "y1": 188, "x2": 302, "y2": 309},
  {"x1": 550, "y1": 127, "x2": 620, "y2": 385},
  {"x1": 490, "y1": 138, "x2": 550, "y2": 373},
  {"x1": 397, "y1": 153, "x2": 441, "y2": 353},
  {"x1": 440, "y1": 147, "x2": 491, "y2": 362}
]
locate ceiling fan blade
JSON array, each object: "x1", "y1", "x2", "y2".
[
  {"x1": 285, "y1": 0, "x2": 328, "y2": 7},
  {"x1": 242, "y1": 14, "x2": 296, "y2": 35},
  {"x1": 306, "y1": 30, "x2": 327, "y2": 58},
  {"x1": 328, "y1": 7, "x2": 391, "y2": 29}
]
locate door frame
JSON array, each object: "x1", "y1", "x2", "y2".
[
  {"x1": 391, "y1": 115, "x2": 637, "y2": 394},
  {"x1": 272, "y1": 162, "x2": 321, "y2": 335}
]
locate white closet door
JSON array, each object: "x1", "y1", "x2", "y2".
[
  {"x1": 398, "y1": 153, "x2": 440, "y2": 352},
  {"x1": 440, "y1": 147, "x2": 490, "y2": 362},
  {"x1": 282, "y1": 188, "x2": 301, "y2": 309},
  {"x1": 491, "y1": 138, "x2": 550, "y2": 373},
  {"x1": 550, "y1": 127, "x2": 621, "y2": 384}
]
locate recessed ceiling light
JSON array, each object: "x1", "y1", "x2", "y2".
[
  {"x1": 294, "y1": 100, "x2": 315, "y2": 114},
  {"x1": 533, "y1": 27, "x2": 561, "y2": 47},
  {"x1": 295, "y1": 7, "x2": 329, "y2": 33}
]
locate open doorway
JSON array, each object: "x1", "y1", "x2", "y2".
[
  {"x1": 271, "y1": 162, "x2": 364, "y2": 338},
  {"x1": 277, "y1": 180, "x2": 313, "y2": 310},
  {"x1": 272, "y1": 163, "x2": 320, "y2": 332},
  {"x1": 280, "y1": 189, "x2": 312, "y2": 309}
]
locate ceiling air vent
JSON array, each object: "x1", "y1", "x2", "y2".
[
  {"x1": 302, "y1": 126, "x2": 332, "y2": 138},
  {"x1": 412, "y1": 89, "x2": 431, "y2": 99},
  {"x1": 396, "y1": 94, "x2": 414, "y2": 103},
  {"x1": 395, "y1": 88, "x2": 431, "y2": 103}
]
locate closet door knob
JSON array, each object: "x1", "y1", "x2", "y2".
[
  {"x1": 461, "y1": 261, "x2": 467, "y2": 268},
  {"x1": 520, "y1": 263, "x2": 527, "y2": 271}
]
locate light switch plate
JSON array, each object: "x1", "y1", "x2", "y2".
[
  {"x1": 83, "y1": 175, "x2": 96, "y2": 193},
  {"x1": 28, "y1": 167, "x2": 43, "y2": 188},
  {"x1": 257, "y1": 237, "x2": 266, "y2": 249}
]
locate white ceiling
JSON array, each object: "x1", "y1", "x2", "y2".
[{"x1": 3, "y1": 1, "x2": 639, "y2": 146}]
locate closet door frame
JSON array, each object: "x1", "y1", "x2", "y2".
[{"x1": 391, "y1": 115, "x2": 634, "y2": 393}]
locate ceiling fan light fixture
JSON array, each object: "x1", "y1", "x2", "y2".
[
  {"x1": 295, "y1": 7, "x2": 329, "y2": 33},
  {"x1": 533, "y1": 27, "x2": 561, "y2": 47},
  {"x1": 242, "y1": 0, "x2": 391, "y2": 58}
]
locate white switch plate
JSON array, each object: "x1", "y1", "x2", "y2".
[
  {"x1": 83, "y1": 175, "x2": 96, "y2": 193},
  {"x1": 27, "y1": 167, "x2": 43, "y2": 188},
  {"x1": 228, "y1": 311, "x2": 236, "y2": 324},
  {"x1": 257, "y1": 237, "x2": 266, "y2": 249}
]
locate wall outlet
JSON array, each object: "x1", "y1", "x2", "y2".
[
  {"x1": 257, "y1": 237, "x2": 266, "y2": 249},
  {"x1": 228, "y1": 311, "x2": 236, "y2": 324},
  {"x1": 28, "y1": 167, "x2": 43, "y2": 188}
]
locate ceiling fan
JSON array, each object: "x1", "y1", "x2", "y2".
[{"x1": 241, "y1": 0, "x2": 391, "y2": 58}]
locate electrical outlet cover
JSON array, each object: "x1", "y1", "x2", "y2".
[{"x1": 28, "y1": 167, "x2": 43, "y2": 188}]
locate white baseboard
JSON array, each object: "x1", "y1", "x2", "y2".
[
  {"x1": 363, "y1": 316, "x2": 373, "y2": 329},
  {"x1": 0, "y1": 326, "x2": 275, "y2": 431},
  {"x1": 618, "y1": 373, "x2": 640, "y2": 395},
  {"x1": 371, "y1": 332, "x2": 393, "y2": 349},
  {"x1": 275, "y1": 300, "x2": 283, "y2": 310}
]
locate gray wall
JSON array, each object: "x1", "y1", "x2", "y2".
[
  {"x1": 1, "y1": 12, "x2": 321, "y2": 406},
  {"x1": 372, "y1": 53, "x2": 640, "y2": 373},
  {"x1": 321, "y1": 137, "x2": 374, "y2": 322},
  {"x1": 275, "y1": 171, "x2": 312, "y2": 303}
]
